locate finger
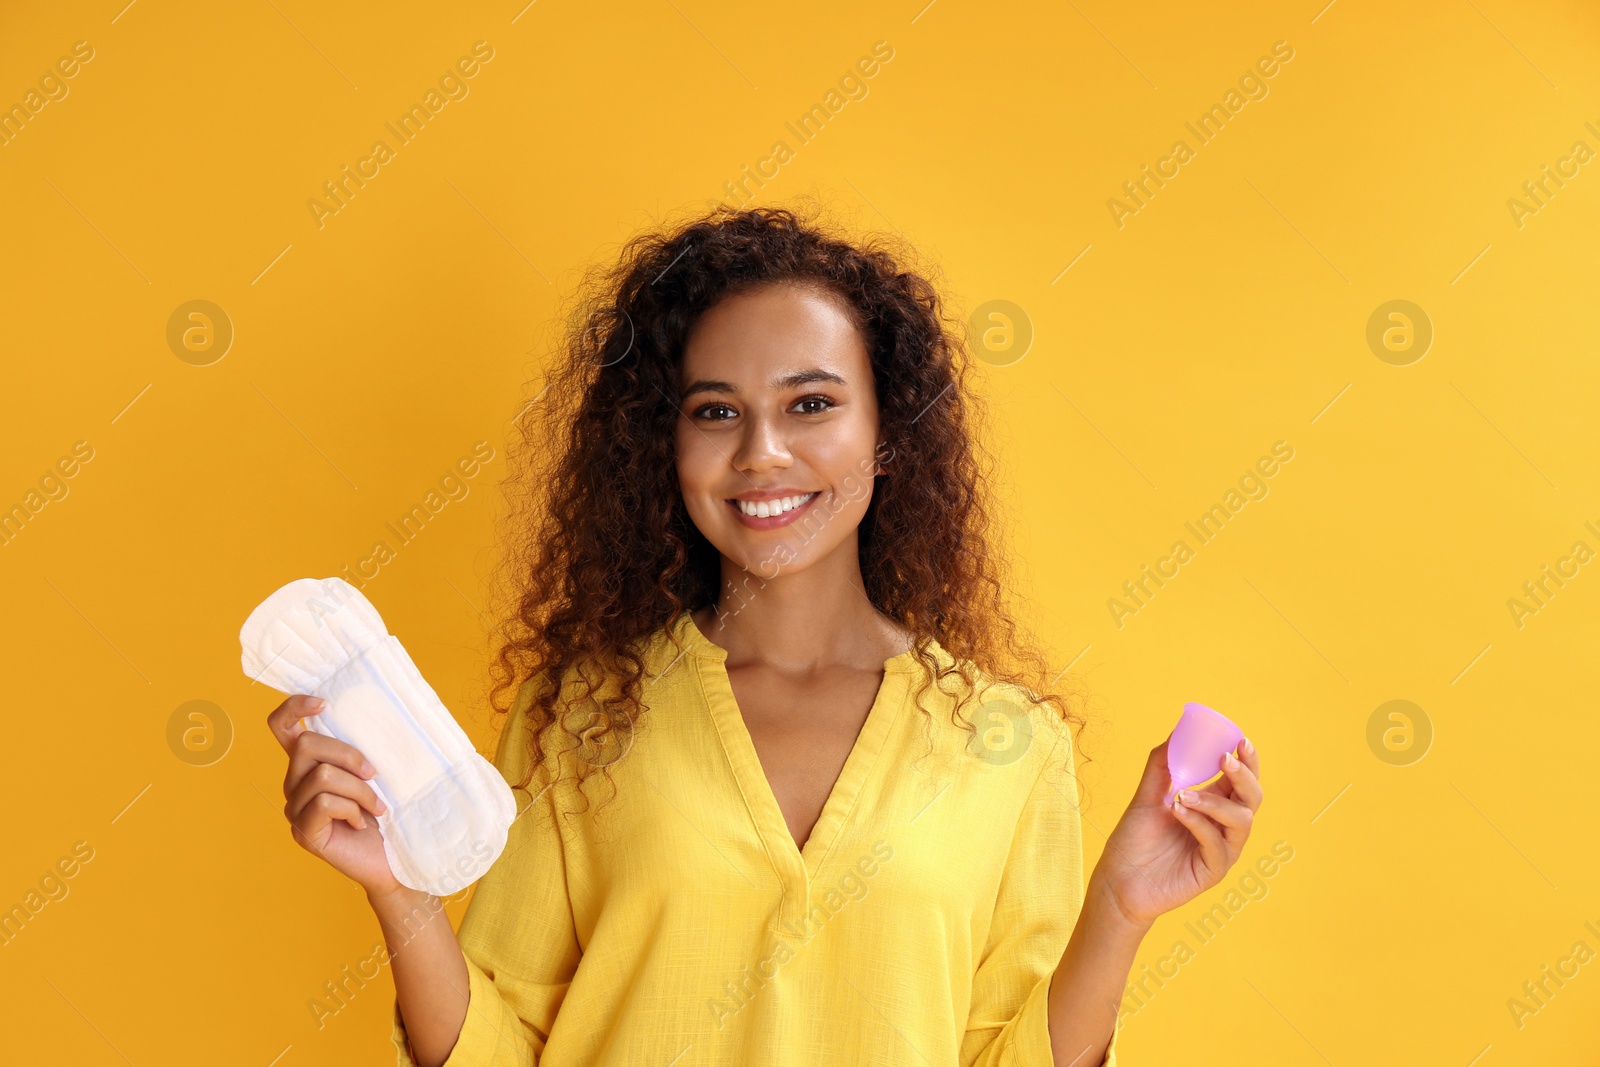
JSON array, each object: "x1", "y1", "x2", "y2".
[
  {"x1": 267, "y1": 694, "x2": 327, "y2": 753},
  {"x1": 283, "y1": 730, "x2": 377, "y2": 799},
  {"x1": 1239, "y1": 736, "x2": 1261, "y2": 780},
  {"x1": 1176, "y1": 787, "x2": 1254, "y2": 852},
  {"x1": 293, "y1": 791, "x2": 369, "y2": 840},
  {"x1": 286, "y1": 762, "x2": 388, "y2": 824},
  {"x1": 268, "y1": 787, "x2": 369, "y2": 896},
  {"x1": 1166, "y1": 767, "x2": 1232, "y2": 807},
  {"x1": 1217, "y1": 745, "x2": 1263, "y2": 811},
  {"x1": 1199, "y1": 738, "x2": 1262, "y2": 801},
  {"x1": 1171, "y1": 793, "x2": 1229, "y2": 875},
  {"x1": 1143, "y1": 740, "x2": 1174, "y2": 803}
]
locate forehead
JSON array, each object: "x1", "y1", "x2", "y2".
[{"x1": 680, "y1": 281, "x2": 869, "y2": 382}]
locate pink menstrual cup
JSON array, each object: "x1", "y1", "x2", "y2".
[{"x1": 1163, "y1": 702, "x2": 1245, "y2": 806}]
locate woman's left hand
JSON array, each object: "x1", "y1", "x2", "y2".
[{"x1": 1091, "y1": 737, "x2": 1263, "y2": 930}]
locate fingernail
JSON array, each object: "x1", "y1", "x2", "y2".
[
  {"x1": 1224, "y1": 751, "x2": 1240, "y2": 769},
  {"x1": 357, "y1": 815, "x2": 366, "y2": 829},
  {"x1": 1179, "y1": 789, "x2": 1198, "y2": 804},
  {"x1": 361, "y1": 761, "x2": 376, "y2": 777},
  {"x1": 310, "y1": 697, "x2": 328, "y2": 710},
  {"x1": 375, "y1": 797, "x2": 387, "y2": 814},
  {"x1": 1243, "y1": 737, "x2": 1255, "y2": 755}
]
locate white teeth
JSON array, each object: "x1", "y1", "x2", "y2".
[{"x1": 735, "y1": 492, "x2": 816, "y2": 518}]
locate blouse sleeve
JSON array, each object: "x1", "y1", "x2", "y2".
[
  {"x1": 960, "y1": 717, "x2": 1119, "y2": 1067},
  {"x1": 390, "y1": 682, "x2": 583, "y2": 1066}
]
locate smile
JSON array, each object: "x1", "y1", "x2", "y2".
[
  {"x1": 733, "y1": 493, "x2": 815, "y2": 518},
  {"x1": 726, "y1": 492, "x2": 820, "y2": 529}
]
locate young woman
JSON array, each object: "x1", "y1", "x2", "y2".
[{"x1": 267, "y1": 205, "x2": 1263, "y2": 1067}]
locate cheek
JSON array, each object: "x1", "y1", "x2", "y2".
[
  {"x1": 808, "y1": 415, "x2": 879, "y2": 486},
  {"x1": 673, "y1": 429, "x2": 723, "y2": 522},
  {"x1": 822, "y1": 472, "x2": 876, "y2": 532},
  {"x1": 673, "y1": 426, "x2": 710, "y2": 489}
]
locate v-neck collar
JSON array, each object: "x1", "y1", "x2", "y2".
[{"x1": 670, "y1": 610, "x2": 925, "y2": 886}]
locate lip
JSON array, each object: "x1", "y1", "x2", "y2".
[
  {"x1": 725, "y1": 490, "x2": 821, "y2": 531},
  {"x1": 728, "y1": 487, "x2": 815, "y2": 502}
]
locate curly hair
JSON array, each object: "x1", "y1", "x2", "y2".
[{"x1": 485, "y1": 200, "x2": 1094, "y2": 819}]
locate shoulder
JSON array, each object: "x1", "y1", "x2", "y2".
[
  {"x1": 489, "y1": 623, "x2": 694, "y2": 779},
  {"x1": 904, "y1": 647, "x2": 1077, "y2": 772},
  {"x1": 510, "y1": 621, "x2": 692, "y2": 721},
  {"x1": 974, "y1": 673, "x2": 1076, "y2": 766}
]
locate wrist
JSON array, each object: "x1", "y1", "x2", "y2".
[
  {"x1": 365, "y1": 881, "x2": 433, "y2": 917},
  {"x1": 1084, "y1": 871, "x2": 1154, "y2": 943}
]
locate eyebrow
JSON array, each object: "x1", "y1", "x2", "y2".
[{"x1": 680, "y1": 368, "x2": 848, "y2": 400}]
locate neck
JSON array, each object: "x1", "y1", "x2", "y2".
[{"x1": 698, "y1": 535, "x2": 908, "y2": 672}]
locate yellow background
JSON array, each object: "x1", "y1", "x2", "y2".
[{"x1": 3, "y1": 0, "x2": 1597, "y2": 1063}]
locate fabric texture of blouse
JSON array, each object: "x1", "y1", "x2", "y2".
[{"x1": 390, "y1": 611, "x2": 1118, "y2": 1067}]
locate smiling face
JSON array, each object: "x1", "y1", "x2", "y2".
[{"x1": 674, "y1": 280, "x2": 884, "y2": 581}]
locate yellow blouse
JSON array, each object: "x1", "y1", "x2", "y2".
[{"x1": 391, "y1": 612, "x2": 1117, "y2": 1067}]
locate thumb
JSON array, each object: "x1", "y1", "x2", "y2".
[{"x1": 1137, "y1": 739, "x2": 1174, "y2": 804}]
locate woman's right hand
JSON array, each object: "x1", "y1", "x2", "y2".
[{"x1": 267, "y1": 694, "x2": 401, "y2": 896}]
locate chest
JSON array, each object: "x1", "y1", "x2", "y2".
[{"x1": 723, "y1": 662, "x2": 885, "y2": 852}]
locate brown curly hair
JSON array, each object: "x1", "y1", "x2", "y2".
[{"x1": 486, "y1": 200, "x2": 1093, "y2": 818}]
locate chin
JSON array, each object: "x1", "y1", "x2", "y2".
[
  {"x1": 756, "y1": 548, "x2": 807, "y2": 579},
  {"x1": 729, "y1": 541, "x2": 790, "y2": 575},
  {"x1": 716, "y1": 537, "x2": 800, "y2": 578}
]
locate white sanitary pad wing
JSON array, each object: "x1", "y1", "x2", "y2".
[{"x1": 239, "y1": 577, "x2": 515, "y2": 896}]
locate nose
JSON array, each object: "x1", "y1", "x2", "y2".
[{"x1": 731, "y1": 409, "x2": 792, "y2": 474}]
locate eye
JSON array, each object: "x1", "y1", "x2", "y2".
[
  {"x1": 792, "y1": 395, "x2": 836, "y2": 415},
  {"x1": 692, "y1": 402, "x2": 737, "y2": 421}
]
